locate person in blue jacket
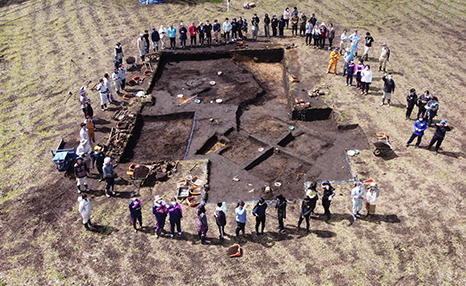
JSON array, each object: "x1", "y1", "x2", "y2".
[
  {"x1": 167, "y1": 23, "x2": 176, "y2": 49},
  {"x1": 152, "y1": 195, "x2": 167, "y2": 238},
  {"x1": 406, "y1": 116, "x2": 428, "y2": 148},
  {"x1": 252, "y1": 198, "x2": 267, "y2": 236},
  {"x1": 168, "y1": 197, "x2": 183, "y2": 239},
  {"x1": 129, "y1": 194, "x2": 142, "y2": 232},
  {"x1": 235, "y1": 201, "x2": 247, "y2": 241}
]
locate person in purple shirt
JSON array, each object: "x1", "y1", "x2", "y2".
[
  {"x1": 196, "y1": 203, "x2": 209, "y2": 245},
  {"x1": 153, "y1": 195, "x2": 168, "y2": 238},
  {"x1": 168, "y1": 197, "x2": 183, "y2": 239},
  {"x1": 129, "y1": 194, "x2": 142, "y2": 232}
]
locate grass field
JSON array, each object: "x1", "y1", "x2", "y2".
[{"x1": 1, "y1": 0, "x2": 465, "y2": 285}]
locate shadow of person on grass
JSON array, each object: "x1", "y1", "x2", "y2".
[{"x1": 88, "y1": 224, "x2": 118, "y2": 235}]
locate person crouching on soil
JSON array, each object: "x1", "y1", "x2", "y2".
[
  {"x1": 78, "y1": 193, "x2": 93, "y2": 230},
  {"x1": 153, "y1": 195, "x2": 168, "y2": 238},
  {"x1": 351, "y1": 182, "x2": 365, "y2": 221},
  {"x1": 196, "y1": 203, "x2": 209, "y2": 245},
  {"x1": 168, "y1": 197, "x2": 183, "y2": 239},
  {"x1": 102, "y1": 157, "x2": 116, "y2": 197},
  {"x1": 327, "y1": 48, "x2": 340, "y2": 75},
  {"x1": 275, "y1": 194, "x2": 287, "y2": 233},
  {"x1": 252, "y1": 198, "x2": 267, "y2": 236},
  {"x1": 365, "y1": 183, "x2": 380, "y2": 218},
  {"x1": 129, "y1": 194, "x2": 142, "y2": 232}
]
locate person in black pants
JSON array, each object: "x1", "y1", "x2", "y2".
[
  {"x1": 406, "y1": 88, "x2": 418, "y2": 120},
  {"x1": 271, "y1": 15, "x2": 278, "y2": 37},
  {"x1": 297, "y1": 197, "x2": 312, "y2": 234},
  {"x1": 252, "y1": 198, "x2": 267, "y2": 236},
  {"x1": 275, "y1": 194, "x2": 287, "y2": 233},
  {"x1": 417, "y1": 90, "x2": 431, "y2": 119},
  {"x1": 214, "y1": 201, "x2": 226, "y2": 242},
  {"x1": 321, "y1": 180, "x2": 335, "y2": 222},
  {"x1": 428, "y1": 120, "x2": 452, "y2": 155},
  {"x1": 129, "y1": 194, "x2": 142, "y2": 232}
]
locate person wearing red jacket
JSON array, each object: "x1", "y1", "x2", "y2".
[{"x1": 188, "y1": 22, "x2": 197, "y2": 47}]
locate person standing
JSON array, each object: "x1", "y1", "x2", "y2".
[
  {"x1": 417, "y1": 90, "x2": 431, "y2": 119},
  {"x1": 76, "y1": 139, "x2": 92, "y2": 170},
  {"x1": 425, "y1": 97, "x2": 439, "y2": 126},
  {"x1": 271, "y1": 15, "x2": 278, "y2": 37},
  {"x1": 309, "y1": 13, "x2": 317, "y2": 27},
  {"x1": 79, "y1": 89, "x2": 93, "y2": 118},
  {"x1": 327, "y1": 48, "x2": 340, "y2": 75},
  {"x1": 365, "y1": 183, "x2": 380, "y2": 218},
  {"x1": 74, "y1": 157, "x2": 89, "y2": 193},
  {"x1": 305, "y1": 19, "x2": 312, "y2": 45},
  {"x1": 381, "y1": 72, "x2": 396, "y2": 106},
  {"x1": 321, "y1": 180, "x2": 335, "y2": 222},
  {"x1": 168, "y1": 198, "x2": 183, "y2": 239},
  {"x1": 252, "y1": 198, "x2": 267, "y2": 236},
  {"x1": 362, "y1": 32, "x2": 374, "y2": 61},
  {"x1": 312, "y1": 24, "x2": 320, "y2": 48},
  {"x1": 118, "y1": 64, "x2": 127, "y2": 91},
  {"x1": 278, "y1": 16, "x2": 285, "y2": 38},
  {"x1": 361, "y1": 65, "x2": 373, "y2": 95},
  {"x1": 297, "y1": 197, "x2": 312, "y2": 234},
  {"x1": 103, "y1": 73, "x2": 115, "y2": 102},
  {"x1": 93, "y1": 146, "x2": 105, "y2": 182},
  {"x1": 348, "y1": 29, "x2": 360, "y2": 57},
  {"x1": 305, "y1": 181, "x2": 319, "y2": 215},
  {"x1": 153, "y1": 195, "x2": 167, "y2": 238},
  {"x1": 351, "y1": 182, "x2": 365, "y2": 221},
  {"x1": 356, "y1": 59, "x2": 365, "y2": 90},
  {"x1": 102, "y1": 157, "x2": 116, "y2": 198},
  {"x1": 341, "y1": 48, "x2": 351, "y2": 77},
  {"x1": 97, "y1": 78, "x2": 109, "y2": 111},
  {"x1": 405, "y1": 116, "x2": 428, "y2": 148},
  {"x1": 327, "y1": 23, "x2": 335, "y2": 49},
  {"x1": 319, "y1": 22, "x2": 327, "y2": 49},
  {"x1": 213, "y1": 19, "x2": 221, "y2": 44},
  {"x1": 115, "y1": 42, "x2": 124, "y2": 62},
  {"x1": 346, "y1": 59, "x2": 356, "y2": 86},
  {"x1": 143, "y1": 30, "x2": 150, "y2": 54},
  {"x1": 78, "y1": 194, "x2": 93, "y2": 230},
  {"x1": 197, "y1": 22, "x2": 205, "y2": 45},
  {"x1": 231, "y1": 18, "x2": 237, "y2": 41},
  {"x1": 129, "y1": 194, "x2": 142, "y2": 232},
  {"x1": 223, "y1": 18, "x2": 232, "y2": 43},
  {"x1": 196, "y1": 203, "x2": 209, "y2": 245},
  {"x1": 188, "y1": 22, "x2": 197, "y2": 47},
  {"x1": 235, "y1": 201, "x2": 247, "y2": 241},
  {"x1": 159, "y1": 25, "x2": 168, "y2": 50},
  {"x1": 111, "y1": 69, "x2": 122, "y2": 96},
  {"x1": 214, "y1": 201, "x2": 227, "y2": 242},
  {"x1": 299, "y1": 13, "x2": 307, "y2": 37},
  {"x1": 339, "y1": 29, "x2": 348, "y2": 53},
  {"x1": 168, "y1": 24, "x2": 177, "y2": 49},
  {"x1": 378, "y1": 43, "x2": 390, "y2": 72},
  {"x1": 237, "y1": 17, "x2": 244, "y2": 40},
  {"x1": 275, "y1": 194, "x2": 287, "y2": 233},
  {"x1": 283, "y1": 7, "x2": 290, "y2": 29},
  {"x1": 79, "y1": 122, "x2": 90, "y2": 143},
  {"x1": 204, "y1": 20, "x2": 212, "y2": 44},
  {"x1": 263, "y1": 14, "x2": 270, "y2": 38},
  {"x1": 428, "y1": 120, "x2": 453, "y2": 155},
  {"x1": 406, "y1": 88, "x2": 418, "y2": 120},
  {"x1": 84, "y1": 116, "x2": 95, "y2": 143},
  {"x1": 290, "y1": 13, "x2": 299, "y2": 36},
  {"x1": 179, "y1": 22, "x2": 187, "y2": 48},
  {"x1": 151, "y1": 27, "x2": 160, "y2": 52},
  {"x1": 251, "y1": 15, "x2": 259, "y2": 41},
  {"x1": 137, "y1": 33, "x2": 148, "y2": 61}
]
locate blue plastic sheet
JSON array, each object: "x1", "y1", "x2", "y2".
[{"x1": 139, "y1": 0, "x2": 167, "y2": 3}]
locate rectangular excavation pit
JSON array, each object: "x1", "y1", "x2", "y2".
[
  {"x1": 277, "y1": 132, "x2": 295, "y2": 147},
  {"x1": 123, "y1": 112, "x2": 194, "y2": 162},
  {"x1": 281, "y1": 133, "x2": 334, "y2": 160},
  {"x1": 245, "y1": 151, "x2": 312, "y2": 184},
  {"x1": 196, "y1": 134, "x2": 229, "y2": 155},
  {"x1": 291, "y1": 107, "x2": 333, "y2": 121},
  {"x1": 220, "y1": 131, "x2": 269, "y2": 166}
]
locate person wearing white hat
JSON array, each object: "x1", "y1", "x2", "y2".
[
  {"x1": 137, "y1": 33, "x2": 148, "y2": 61},
  {"x1": 427, "y1": 119, "x2": 453, "y2": 155},
  {"x1": 76, "y1": 139, "x2": 92, "y2": 170},
  {"x1": 351, "y1": 181, "x2": 365, "y2": 221},
  {"x1": 365, "y1": 183, "x2": 380, "y2": 218},
  {"x1": 102, "y1": 157, "x2": 116, "y2": 197}
]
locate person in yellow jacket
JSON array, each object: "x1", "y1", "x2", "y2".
[{"x1": 327, "y1": 48, "x2": 340, "y2": 75}]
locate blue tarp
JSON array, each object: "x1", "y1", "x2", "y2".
[{"x1": 139, "y1": 0, "x2": 167, "y2": 3}]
